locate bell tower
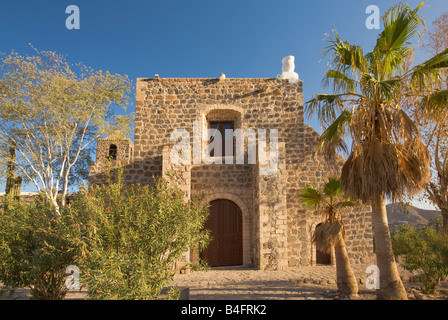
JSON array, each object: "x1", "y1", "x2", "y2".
[{"x1": 94, "y1": 131, "x2": 134, "y2": 167}]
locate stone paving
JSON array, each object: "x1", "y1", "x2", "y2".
[
  {"x1": 167, "y1": 264, "x2": 379, "y2": 300},
  {"x1": 3, "y1": 264, "x2": 447, "y2": 300},
  {"x1": 0, "y1": 264, "x2": 371, "y2": 300}
]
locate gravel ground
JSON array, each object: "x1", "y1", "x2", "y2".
[
  {"x1": 1, "y1": 264, "x2": 447, "y2": 300},
  {"x1": 167, "y1": 264, "x2": 447, "y2": 300},
  {"x1": 168, "y1": 264, "x2": 380, "y2": 300}
]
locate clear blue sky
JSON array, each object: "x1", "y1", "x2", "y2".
[
  {"x1": 1, "y1": 0, "x2": 447, "y2": 130},
  {"x1": 1, "y1": 0, "x2": 447, "y2": 208}
]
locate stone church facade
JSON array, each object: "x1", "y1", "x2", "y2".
[{"x1": 89, "y1": 58, "x2": 374, "y2": 271}]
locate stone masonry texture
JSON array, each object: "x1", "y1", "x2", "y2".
[{"x1": 89, "y1": 76, "x2": 374, "y2": 271}]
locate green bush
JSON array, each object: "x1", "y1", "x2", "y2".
[
  {"x1": 72, "y1": 174, "x2": 210, "y2": 300},
  {"x1": 392, "y1": 225, "x2": 448, "y2": 294},
  {"x1": 0, "y1": 173, "x2": 210, "y2": 300},
  {"x1": 0, "y1": 195, "x2": 86, "y2": 300}
]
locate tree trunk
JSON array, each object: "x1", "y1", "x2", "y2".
[
  {"x1": 371, "y1": 195, "x2": 408, "y2": 300},
  {"x1": 442, "y1": 210, "x2": 448, "y2": 235},
  {"x1": 334, "y1": 236, "x2": 359, "y2": 297}
]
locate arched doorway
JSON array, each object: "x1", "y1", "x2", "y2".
[{"x1": 200, "y1": 199, "x2": 243, "y2": 267}]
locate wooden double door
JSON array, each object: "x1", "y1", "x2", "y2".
[{"x1": 200, "y1": 199, "x2": 243, "y2": 267}]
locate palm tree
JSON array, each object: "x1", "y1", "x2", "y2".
[
  {"x1": 300, "y1": 177, "x2": 358, "y2": 297},
  {"x1": 305, "y1": 2, "x2": 448, "y2": 299}
]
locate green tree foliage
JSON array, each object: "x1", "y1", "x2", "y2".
[
  {"x1": 71, "y1": 172, "x2": 210, "y2": 300},
  {"x1": 0, "y1": 195, "x2": 85, "y2": 299},
  {"x1": 300, "y1": 177, "x2": 359, "y2": 297},
  {"x1": 0, "y1": 46, "x2": 133, "y2": 212},
  {"x1": 305, "y1": 2, "x2": 448, "y2": 300},
  {"x1": 392, "y1": 225, "x2": 448, "y2": 293},
  {"x1": 0, "y1": 173, "x2": 210, "y2": 300},
  {"x1": 410, "y1": 12, "x2": 448, "y2": 234}
]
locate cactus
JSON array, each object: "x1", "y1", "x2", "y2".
[{"x1": 5, "y1": 146, "x2": 22, "y2": 206}]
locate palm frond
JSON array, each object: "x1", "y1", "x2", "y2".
[
  {"x1": 341, "y1": 141, "x2": 399, "y2": 202},
  {"x1": 323, "y1": 69, "x2": 357, "y2": 94},
  {"x1": 323, "y1": 177, "x2": 341, "y2": 197},
  {"x1": 359, "y1": 73, "x2": 378, "y2": 99},
  {"x1": 312, "y1": 2, "x2": 437, "y2": 205},
  {"x1": 304, "y1": 94, "x2": 346, "y2": 124},
  {"x1": 382, "y1": 2, "x2": 424, "y2": 49},
  {"x1": 420, "y1": 89, "x2": 448, "y2": 118},
  {"x1": 336, "y1": 200, "x2": 357, "y2": 209},
  {"x1": 359, "y1": 72, "x2": 403, "y2": 101},
  {"x1": 322, "y1": 30, "x2": 368, "y2": 77},
  {"x1": 392, "y1": 108, "x2": 419, "y2": 143},
  {"x1": 299, "y1": 186, "x2": 323, "y2": 209},
  {"x1": 312, "y1": 221, "x2": 346, "y2": 254},
  {"x1": 373, "y1": 2, "x2": 424, "y2": 77},
  {"x1": 410, "y1": 48, "x2": 448, "y2": 88},
  {"x1": 318, "y1": 109, "x2": 352, "y2": 158},
  {"x1": 395, "y1": 139, "x2": 431, "y2": 199},
  {"x1": 341, "y1": 134, "x2": 430, "y2": 203}
]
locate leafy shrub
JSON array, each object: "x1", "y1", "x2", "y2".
[
  {"x1": 72, "y1": 174, "x2": 210, "y2": 300},
  {"x1": 392, "y1": 225, "x2": 448, "y2": 293},
  {"x1": 0, "y1": 173, "x2": 210, "y2": 300},
  {"x1": 0, "y1": 195, "x2": 85, "y2": 299},
  {"x1": 191, "y1": 258, "x2": 210, "y2": 272}
]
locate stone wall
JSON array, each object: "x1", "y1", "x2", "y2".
[
  {"x1": 284, "y1": 125, "x2": 374, "y2": 267},
  {"x1": 89, "y1": 76, "x2": 374, "y2": 270},
  {"x1": 162, "y1": 145, "x2": 191, "y2": 201},
  {"x1": 190, "y1": 163, "x2": 254, "y2": 266},
  {"x1": 130, "y1": 77, "x2": 303, "y2": 183},
  {"x1": 253, "y1": 142, "x2": 288, "y2": 270},
  {"x1": 127, "y1": 77, "x2": 305, "y2": 270},
  {"x1": 89, "y1": 133, "x2": 134, "y2": 185},
  {"x1": 161, "y1": 145, "x2": 192, "y2": 272}
]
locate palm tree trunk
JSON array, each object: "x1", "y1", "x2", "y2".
[
  {"x1": 334, "y1": 236, "x2": 358, "y2": 297},
  {"x1": 371, "y1": 195, "x2": 408, "y2": 300}
]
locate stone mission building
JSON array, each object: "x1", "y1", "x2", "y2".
[{"x1": 89, "y1": 57, "x2": 374, "y2": 271}]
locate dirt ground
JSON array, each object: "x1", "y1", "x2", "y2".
[
  {"x1": 1, "y1": 264, "x2": 447, "y2": 300},
  {"x1": 166, "y1": 264, "x2": 448, "y2": 300}
]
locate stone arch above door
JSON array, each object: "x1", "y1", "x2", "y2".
[{"x1": 199, "y1": 105, "x2": 244, "y2": 136}]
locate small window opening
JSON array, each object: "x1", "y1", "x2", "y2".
[
  {"x1": 108, "y1": 144, "x2": 118, "y2": 160},
  {"x1": 209, "y1": 121, "x2": 234, "y2": 157}
]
